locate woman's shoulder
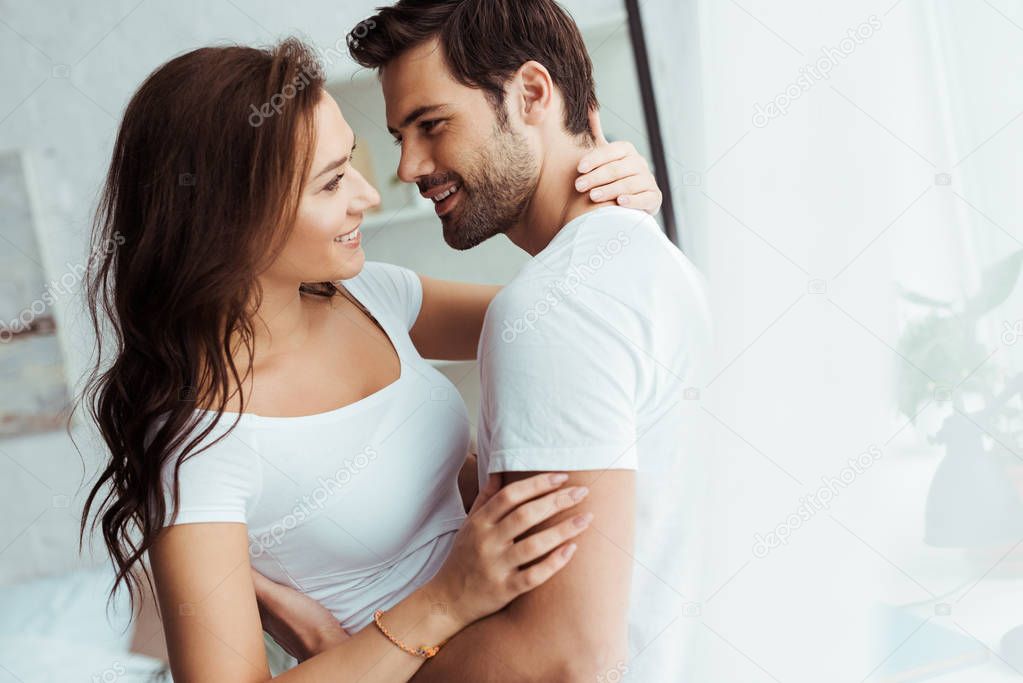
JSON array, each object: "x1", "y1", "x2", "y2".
[
  {"x1": 338, "y1": 261, "x2": 423, "y2": 331},
  {"x1": 156, "y1": 411, "x2": 264, "y2": 527}
]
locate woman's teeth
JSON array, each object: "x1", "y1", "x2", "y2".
[
  {"x1": 433, "y1": 185, "x2": 459, "y2": 203},
  {"x1": 335, "y1": 227, "x2": 360, "y2": 244}
]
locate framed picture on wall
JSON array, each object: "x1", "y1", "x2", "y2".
[{"x1": 0, "y1": 150, "x2": 71, "y2": 438}]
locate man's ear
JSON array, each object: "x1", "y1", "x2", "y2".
[{"x1": 513, "y1": 60, "x2": 556, "y2": 127}]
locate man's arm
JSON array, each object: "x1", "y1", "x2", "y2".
[
  {"x1": 411, "y1": 469, "x2": 635, "y2": 682},
  {"x1": 424, "y1": 257, "x2": 646, "y2": 681}
]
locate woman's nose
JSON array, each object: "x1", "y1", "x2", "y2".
[{"x1": 348, "y1": 168, "x2": 381, "y2": 213}]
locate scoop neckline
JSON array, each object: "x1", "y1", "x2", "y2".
[{"x1": 197, "y1": 278, "x2": 407, "y2": 426}]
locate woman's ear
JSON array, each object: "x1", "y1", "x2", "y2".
[{"x1": 514, "y1": 60, "x2": 556, "y2": 127}]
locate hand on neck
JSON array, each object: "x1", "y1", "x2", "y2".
[{"x1": 508, "y1": 137, "x2": 618, "y2": 256}]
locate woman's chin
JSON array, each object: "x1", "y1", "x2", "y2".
[{"x1": 331, "y1": 247, "x2": 366, "y2": 281}]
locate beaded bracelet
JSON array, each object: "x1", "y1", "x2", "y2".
[{"x1": 373, "y1": 609, "x2": 443, "y2": 659}]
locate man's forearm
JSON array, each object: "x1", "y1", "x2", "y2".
[
  {"x1": 412, "y1": 604, "x2": 624, "y2": 683},
  {"x1": 409, "y1": 610, "x2": 551, "y2": 682},
  {"x1": 412, "y1": 470, "x2": 634, "y2": 683}
]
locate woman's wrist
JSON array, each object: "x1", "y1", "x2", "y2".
[{"x1": 412, "y1": 578, "x2": 468, "y2": 641}]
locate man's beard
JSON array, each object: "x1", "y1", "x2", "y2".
[{"x1": 437, "y1": 125, "x2": 537, "y2": 251}]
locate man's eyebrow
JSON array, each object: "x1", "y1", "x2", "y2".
[
  {"x1": 313, "y1": 142, "x2": 357, "y2": 179},
  {"x1": 387, "y1": 104, "x2": 448, "y2": 136}
]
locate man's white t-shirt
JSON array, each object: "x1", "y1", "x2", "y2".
[{"x1": 476, "y1": 206, "x2": 713, "y2": 681}]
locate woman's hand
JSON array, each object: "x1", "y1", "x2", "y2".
[
  {"x1": 576, "y1": 109, "x2": 663, "y2": 214},
  {"x1": 252, "y1": 473, "x2": 590, "y2": 660},
  {"x1": 251, "y1": 568, "x2": 349, "y2": 662},
  {"x1": 424, "y1": 472, "x2": 593, "y2": 629}
]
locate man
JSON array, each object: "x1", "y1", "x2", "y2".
[
  {"x1": 254, "y1": 1, "x2": 712, "y2": 679},
  {"x1": 346, "y1": 1, "x2": 713, "y2": 680}
]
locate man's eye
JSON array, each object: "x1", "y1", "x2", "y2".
[{"x1": 420, "y1": 119, "x2": 442, "y2": 134}]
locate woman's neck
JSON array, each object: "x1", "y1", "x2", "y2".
[{"x1": 247, "y1": 277, "x2": 315, "y2": 359}]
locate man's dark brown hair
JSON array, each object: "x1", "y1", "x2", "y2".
[{"x1": 348, "y1": 0, "x2": 599, "y2": 140}]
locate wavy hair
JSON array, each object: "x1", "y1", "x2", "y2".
[{"x1": 77, "y1": 37, "x2": 334, "y2": 609}]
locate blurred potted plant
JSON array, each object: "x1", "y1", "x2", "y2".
[
  {"x1": 896, "y1": 250, "x2": 1023, "y2": 571},
  {"x1": 895, "y1": 249, "x2": 1023, "y2": 437}
]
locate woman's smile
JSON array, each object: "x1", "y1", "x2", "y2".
[{"x1": 334, "y1": 224, "x2": 362, "y2": 248}]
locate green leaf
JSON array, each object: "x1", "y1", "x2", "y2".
[
  {"x1": 897, "y1": 286, "x2": 952, "y2": 309},
  {"x1": 964, "y1": 250, "x2": 1023, "y2": 318}
]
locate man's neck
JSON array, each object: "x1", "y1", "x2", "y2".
[{"x1": 506, "y1": 144, "x2": 618, "y2": 257}]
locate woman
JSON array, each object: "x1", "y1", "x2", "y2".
[{"x1": 80, "y1": 38, "x2": 661, "y2": 681}]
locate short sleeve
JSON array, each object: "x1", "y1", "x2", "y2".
[
  {"x1": 342, "y1": 262, "x2": 424, "y2": 331},
  {"x1": 478, "y1": 284, "x2": 640, "y2": 474},
  {"x1": 158, "y1": 421, "x2": 262, "y2": 527}
]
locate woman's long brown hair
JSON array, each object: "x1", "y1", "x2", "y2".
[{"x1": 77, "y1": 37, "x2": 335, "y2": 610}]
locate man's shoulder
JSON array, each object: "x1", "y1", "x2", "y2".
[
  {"x1": 537, "y1": 207, "x2": 689, "y2": 284},
  {"x1": 483, "y1": 207, "x2": 709, "y2": 346},
  {"x1": 539, "y1": 206, "x2": 660, "y2": 266},
  {"x1": 520, "y1": 207, "x2": 702, "y2": 309}
]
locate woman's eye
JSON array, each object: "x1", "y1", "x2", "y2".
[{"x1": 325, "y1": 173, "x2": 344, "y2": 192}]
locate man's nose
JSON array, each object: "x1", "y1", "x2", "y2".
[{"x1": 397, "y1": 139, "x2": 435, "y2": 185}]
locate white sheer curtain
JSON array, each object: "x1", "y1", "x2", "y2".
[
  {"x1": 929, "y1": 0, "x2": 1023, "y2": 320},
  {"x1": 636, "y1": 0, "x2": 1021, "y2": 679}
]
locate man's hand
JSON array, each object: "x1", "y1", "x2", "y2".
[
  {"x1": 576, "y1": 109, "x2": 663, "y2": 215},
  {"x1": 251, "y1": 569, "x2": 349, "y2": 662}
]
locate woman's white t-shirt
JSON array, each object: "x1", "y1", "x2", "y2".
[{"x1": 157, "y1": 262, "x2": 470, "y2": 632}]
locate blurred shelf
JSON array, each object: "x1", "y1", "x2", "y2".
[{"x1": 361, "y1": 204, "x2": 437, "y2": 231}]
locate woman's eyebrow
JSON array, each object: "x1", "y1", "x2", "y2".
[{"x1": 312, "y1": 142, "x2": 358, "y2": 179}]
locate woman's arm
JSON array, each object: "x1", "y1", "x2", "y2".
[
  {"x1": 150, "y1": 522, "x2": 458, "y2": 682},
  {"x1": 150, "y1": 473, "x2": 591, "y2": 681},
  {"x1": 410, "y1": 277, "x2": 501, "y2": 361},
  {"x1": 458, "y1": 452, "x2": 479, "y2": 512}
]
